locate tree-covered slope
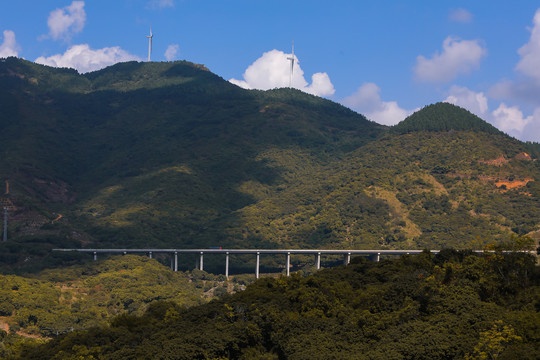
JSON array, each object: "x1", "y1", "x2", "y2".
[
  {"x1": 0, "y1": 255, "x2": 219, "y2": 340},
  {"x1": 0, "y1": 58, "x2": 382, "y2": 268},
  {"x1": 8, "y1": 250, "x2": 539, "y2": 359},
  {"x1": 0, "y1": 58, "x2": 539, "y2": 273},
  {"x1": 392, "y1": 102, "x2": 503, "y2": 135}
]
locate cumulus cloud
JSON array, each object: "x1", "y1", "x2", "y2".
[
  {"x1": 46, "y1": 1, "x2": 86, "y2": 41},
  {"x1": 414, "y1": 36, "x2": 487, "y2": 83},
  {"x1": 341, "y1": 82, "x2": 410, "y2": 125},
  {"x1": 0, "y1": 30, "x2": 20, "y2": 58},
  {"x1": 520, "y1": 108, "x2": 540, "y2": 142},
  {"x1": 491, "y1": 103, "x2": 533, "y2": 135},
  {"x1": 449, "y1": 8, "x2": 473, "y2": 23},
  {"x1": 516, "y1": 8, "x2": 540, "y2": 83},
  {"x1": 444, "y1": 85, "x2": 488, "y2": 117},
  {"x1": 35, "y1": 44, "x2": 140, "y2": 73},
  {"x1": 489, "y1": 9, "x2": 540, "y2": 110},
  {"x1": 229, "y1": 49, "x2": 335, "y2": 97},
  {"x1": 164, "y1": 44, "x2": 179, "y2": 61}
]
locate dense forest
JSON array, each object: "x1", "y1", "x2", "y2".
[{"x1": 1, "y1": 249, "x2": 538, "y2": 359}]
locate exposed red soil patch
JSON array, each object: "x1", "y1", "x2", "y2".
[
  {"x1": 495, "y1": 178, "x2": 534, "y2": 190},
  {"x1": 515, "y1": 152, "x2": 532, "y2": 161}
]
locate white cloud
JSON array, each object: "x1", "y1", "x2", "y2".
[
  {"x1": 489, "y1": 9, "x2": 540, "y2": 110},
  {"x1": 341, "y1": 82, "x2": 410, "y2": 125},
  {"x1": 229, "y1": 49, "x2": 335, "y2": 97},
  {"x1": 449, "y1": 8, "x2": 473, "y2": 23},
  {"x1": 35, "y1": 44, "x2": 140, "y2": 73},
  {"x1": 516, "y1": 9, "x2": 540, "y2": 83},
  {"x1": 414, "y1": 36, "x2": 487, "y2": 83},
  {"x1": 491, "y1": 103, "x2": 532, "y2": 135},
  {"x1": 46, "y1": 1, "x2": 86, "y2": 41},
  {"x1": 306, "y1": 72, "x2": 335, "y2": 97},
  {"x1": 0, "y1": 30, "x2": 20, "y2": 58},
  {"x1": 444, "y1": 85, "x2": 488, "y2": 117},
  {"x1": 164, "y1": 44, "x2": 179, "y2": 61},
  {"x1": 149, "y1": 0, "x2": 174, "y2": 9},
  {"x1": 520, "y1": 108, "x2": 540, "y2": 142}
]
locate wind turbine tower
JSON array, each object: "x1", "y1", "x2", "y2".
[
  {"x1": 146, "y1": 26, "x2": 153, "y2": 62},
  {"x1": 287, "y1": 41, "x2": 295, "y2": 88}
]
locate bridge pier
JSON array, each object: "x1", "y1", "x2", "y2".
[
  {"x1": 316, "y1": 252, "x2": 321, "y2": 269},
  {"x1": 370, "y1": 253, "x2": 380, "y2": 262},
  {"x1": 225, "y1": 252, "x2": 229, "y2": 279},
  {"x1": 171, "y1": 252, "x2": 178, "y2": 271},
  {"x1": 344, "y1": 252, "x2": 351, "y2": 265},
  {"x1": 286, "y1": 252, "x2": 290, "y2": 276},
  {"x1": 148, "y1": 251, "x2": 152, "y2": 259},
  {"x1": 256, "y1": 252, "x2": 260, "y2": 279},
  {"x1": 199, "y1": 252, "x2": 204, "y2": 271},
  {"x1": 93, "y1": 252, "x2": 97, "y2": 261}
]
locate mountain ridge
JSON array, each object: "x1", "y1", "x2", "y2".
[{"x1": 0, "y1": 58, "x2": 538, "y2": 272}]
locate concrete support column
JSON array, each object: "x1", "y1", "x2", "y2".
[
  {"x1": 199, "y1": 252, "x2": 204, "y2": 271},
  {"x1": 344, "y1": 252, "x2": 351, "y2": 265},
  {"x1": 255, "y1": 252, "x2": 260, "y2": 279},
  {"x1": 375, "y1": 252, "x2": 380, "y2": 262},
  {"x1": 286, "y1": 252, "x2": 290, "y2": 277},
  {"x1": 93, "y1": 252, "x2": 97, "y2": 261},
  {"x1": 316, "y1": 252, "x2": 321, "y2": 270},
  {"x1": 225, "y1": 252, "x2": 229, "y2": 279},
  {"x1": 174, "y1": 252, "x2": 178, "y2": 271},
  {"x1": 148, "y1": 251, "x2": 152, "y2": 259},
  {"x1": 123, "y1": 251, "x2": 127, "y2": 255}
]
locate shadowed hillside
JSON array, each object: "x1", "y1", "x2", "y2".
[{"x1": 0, "y1": 57, "x2": 539, "y2": 272}]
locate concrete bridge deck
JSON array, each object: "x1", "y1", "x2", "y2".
[{"x1": 53, "y1": 248, "x2": 446, "y2": 278}]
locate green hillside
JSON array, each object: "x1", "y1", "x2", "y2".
[
  {"x1": 7, "y1": 250, "x2": 539, "y2": 359},
  {"x1": 0, "y1": 58, "x2": 539, "y2": 272},
  {"x1": 0, "y1": 256, "x2": 207, "y2": 338}
]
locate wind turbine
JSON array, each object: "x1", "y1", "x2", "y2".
[
  {"x1": 287, "y1": 40, "x2": 295, "y2": 88},
  {"x1": 146, "y1": 26, "x2": 153, "y2": 62}
]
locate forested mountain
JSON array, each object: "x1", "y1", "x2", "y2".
[
  {"x1": 0, "y1": 57, "x2": 539, "y2": 272},
  {"x1": 6, "y1": 250, "x2": 539, "y2": 359},
  {"x1": 391, "y1": 102, "x2": 503, "y2": 134}
]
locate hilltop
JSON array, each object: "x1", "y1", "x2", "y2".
[
  {"x1": 392, "y1": 102, "x2": 503, "y2": 135},
  {"x1": 0, "y1": 57, "x2": 539, "y2": 272}
]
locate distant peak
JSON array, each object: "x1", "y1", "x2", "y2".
[{"x1": 391, "y1": 102, "x2": 502, "y2": 135}]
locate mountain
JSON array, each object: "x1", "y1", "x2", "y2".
[{"x1": 0, "y1": 57, "x2": 538, "y2": 272}]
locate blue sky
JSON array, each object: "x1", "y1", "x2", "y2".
[{"x1": 1, "y1": 1, "x2": 540, "y2": 142}]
